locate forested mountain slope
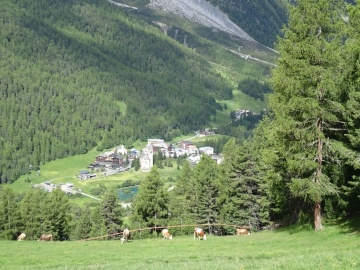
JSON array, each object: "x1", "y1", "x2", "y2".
[{"x1": 0, "y1": 0, "x2": 274, "y2": 183}]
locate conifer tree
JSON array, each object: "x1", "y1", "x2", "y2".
[
  {"x1": 131, "y1": 166, "x2": 169, "y2": 234},
  {"x1": 190, "y1": 155, "x2": 219, "y2": 233},
  {"x1": 338, "y1": 2, "x2": 360, "y2": 215},
  {"x1": 47, "y1": 189, "x2": 72, "y2": 240},
  {"x1": 218, "y1": 139, "x2": 270, "y2": 232},
  {"x1": 72, "y1": 204, "x2": 92, "y2": 240},
  {"x1": 100, "y1": 190, "x2": 124, "y2": 236},
  {"x1": 168, "y1": 161, "x2": 195, "y2": 233},
  {"x1": 90, "y1": 207, "x2": 107, "y2": 240},
  {"x1": 0, "y1": 186, "x2": 22, "y2": 240},
  {"x1": 20, "y1": 189, "x2": 45, "y2": 240},
  {"x1": 269, "y1": 0, "x2": 347, "y2": 230}
]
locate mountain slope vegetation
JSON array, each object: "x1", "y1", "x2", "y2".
[{"x1": 0, "y1": 0, "x2": 273, "y2": 183}]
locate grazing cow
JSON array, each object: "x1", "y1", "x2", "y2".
[
  {"x1": 121, "y1": 228, "x2": 130, "y2": 243},
  {"x1": 38, "y1": 234, "x2": 53, "y2": 241},
  {"x1": 236, "y1": 228, "x2": 250, "y2": 235},
  {"x1": 17, "y1": 233, "x2": 26, "y2": 241},
  {"x1": 163, "y1": 231, "x2": 173, "y2": 240},
  {"x1": 194, "y1": 227, "x2": 206, "y2": 240}
]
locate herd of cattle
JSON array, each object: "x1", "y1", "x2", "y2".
[
  {"x1": 120, "y1": 227, "x2": 250, "y2": 243},
  {"x1": 17, "y1": 233, "x2": 53, "y2": 241},
  {"x1": 17, "y1": 227, "x2": 250, "y2": 242}
]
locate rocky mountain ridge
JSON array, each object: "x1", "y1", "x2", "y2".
[{"x1": 147, "y1": 0, "x2": 256, "y2": 44}]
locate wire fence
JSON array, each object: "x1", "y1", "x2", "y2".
[{"x1": 79, "y1": 223, "x2": 251, "y2": 241}]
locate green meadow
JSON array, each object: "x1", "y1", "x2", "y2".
[{"x1": 1, "y1": 224, "x2": 358, "y2": 270}]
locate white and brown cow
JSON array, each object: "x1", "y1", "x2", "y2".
[
  {"x1": 17, "y1": 233, "x2": 26, "y2": 241},
  {"x1": 194, "y1": 227, "x2": 206, "y2": 240},
  {"x1": 161, "y1": 229, "x2": 173, "y2": 240},
  {"x1": 121, "y1": 228, "x2": 130, "y2": 243},
  {"x1": 38, "y1": 234, "x2": 53, "y2": 241},
  {"x1": 236, "y1": 228, "x2": 250, "y2": 235}
]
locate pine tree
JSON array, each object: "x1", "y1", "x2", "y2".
[
  {"x1": 0, "y1": 186, "x2": 23, "y2": 240},
  {"x1": 190, "y1": 155, "x2": 220, "y2": 233},
  {"x1": 218, "y1": 139, "x2": 270, "y2": 232},
  {"x1": 47, "y1": 189, "x2": 72, "y2": 240},
  {"x1": 101, "y1": 190, "x2": 124, "y2": 237},
  {"x1": 168, "y1": 161, "x2": 195, "y2": 234},
  {"x1": 20, "y1": 189, "x2": 45, "y2": 240},
  {"x1": 90, "y1": 207, "x2": 107, "y2": 240},
  {"x1": 131, "y1": 166, "x2": 169, "y2": 235},
  {"x1": 269, "y1": 0, "x2": 347, "y2": 230},
  {"x1": 72, "y1": 204, "x2": 92, "y2": 240},
  {"x1": 338, "y1": 2, "x2": 360, "y2": 215}
]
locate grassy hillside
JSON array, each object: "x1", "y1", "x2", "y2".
[{"x1": 1, "y1": 224, "x2": 358, "y2": 269}]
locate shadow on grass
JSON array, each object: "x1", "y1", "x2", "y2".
[{"x1": 337, "y1": 214, "x2": 360, "y2": 235}]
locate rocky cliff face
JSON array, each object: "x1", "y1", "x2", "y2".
[{"x1": 148, "y1": 0, "x2": 256, "y2": 43}]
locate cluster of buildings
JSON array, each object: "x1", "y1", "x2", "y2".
[
  {"x1": 32, "y1": 182, "x2": 78, "y2": 194},
  {"x1": 79, "y1": 132, "x2": 222, "y2": 176},
  {"x1": 139, "y1": 138, "x2": 223, "y2": 171},
  {"x1": 234, "y1": 109, "x2": 254, "y2": 119}
]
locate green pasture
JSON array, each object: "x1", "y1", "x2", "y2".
[
  {"x1": 212, "y1": 90, "x2": 265, "y2": 128},
  {"x1": 13, "y1": 149, "x2": 102, "y2": 193},
  {"x1": 1, "y1": 224, "x2": 358, "y2": 270}
]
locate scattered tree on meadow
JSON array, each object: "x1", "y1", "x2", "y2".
[{"x1": 268, "y1": 0, "x2": 348, "y2": 230}]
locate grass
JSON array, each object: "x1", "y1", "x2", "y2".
[
  {"x1": 13, "y1": 148, "x2": 102, "y2": 193},
  {"x1": 0, "y1": 225, "x2": 358, "y2": 270},
  {"x1": 212, "y1": 89, "x2": 265, "y2": 128}
]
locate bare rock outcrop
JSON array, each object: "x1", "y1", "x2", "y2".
[{"x1": 148, "y1": 0, "x2": 256, "y2": 43}]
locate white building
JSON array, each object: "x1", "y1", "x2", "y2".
[
  {"x1": 187, "y1": 155, "x2": 201, "y2": 166},
  {"x1": 140, "y1": 145, "x2": 153, "y2": 171},
  {"x1": 116, "y1": 144, "x2": 128, "y2": 156},
  {"x1": 199, "y1": 146, "x2": 214, "y2": 156}
]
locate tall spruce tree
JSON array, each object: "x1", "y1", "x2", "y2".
[
  {"x1": 168, "y1": 161, "x2": 195, "y2": 234},
  {"x1": 20, "y1": 189, "x2": 46, "y2": 240},
  {"x1": 131, "y1": 166, "x2": 169, "y2": 235},
  {"x1": 46, "y1": 189, "x2": 72, "y2": 240},
  {"x1": 100, "y1": 190, "x2": 124, "y2": 236},
  {"x1": 218, "y1": 139, "x2": 270, "y2": 232},
  {"x1": 0, "y1": 186, "x2": 22, "y2": 240},
  {"x1": 339, "y1": 1, "x2": 360, "y2": 215},
  {"x1": 190, "y1": 155, "x2": 220, "y2": 233},
  {"x1": 269, "y1": 0, "x2": 347, "y2": 230},
  {"x1": 73, "y1": 204, "x2": 93, "y2": 240}
]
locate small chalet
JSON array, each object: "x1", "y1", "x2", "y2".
[
  {"x1": 95, "y1": 151, "x2": 123, "y2": 167},
  {"x1": 178, "y1": 140, "x2": 193, "y2": 150}
]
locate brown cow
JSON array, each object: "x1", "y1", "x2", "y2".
[
  {"x1": 38, "y1": 234, "x2": 53, "y2": 241},
  {"x1": 121, "y1": 228, "x2": 130, "y2": 243},
  {"x1": 17, "y1": 233, "x2": 26, "y2": 241},
  {"x1": 194, "y1": 227, "x2": 206, "y2": 240},
  {"x1": 163, "y1": 231, "x2": 173, "y2": 240},
  {"x1": 236, "y1": 228, "x2": 250, "y2": 235}
]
